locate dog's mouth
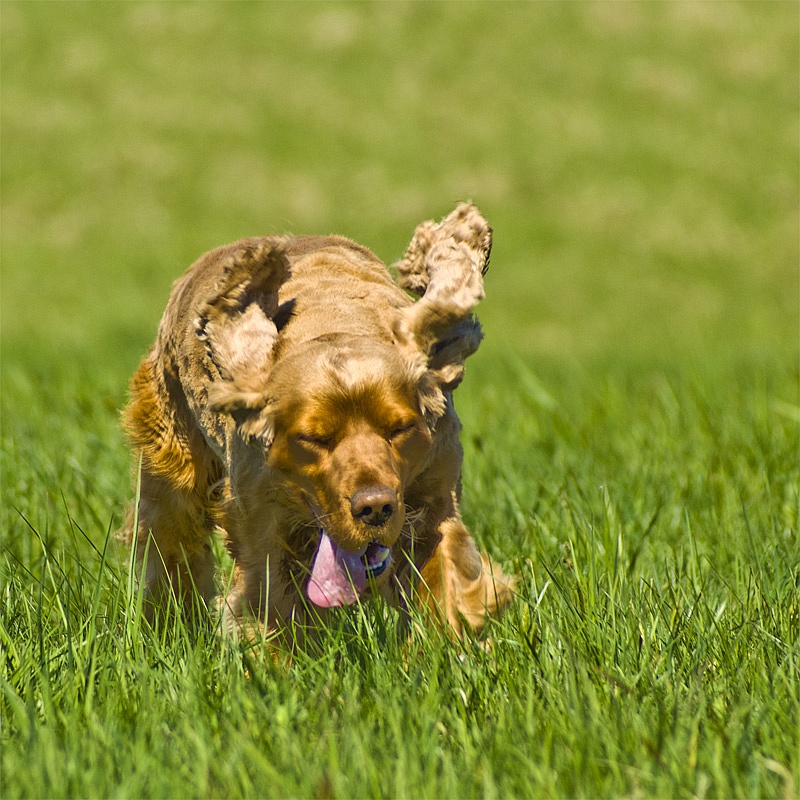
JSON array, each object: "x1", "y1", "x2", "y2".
[{"x1": 306, "y1": 530, "x2": 392, "y2": 608}]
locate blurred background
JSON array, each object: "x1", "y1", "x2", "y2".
[
  {"x1": 2, "y1": 1, "x2": 796, "y2": 377},
  {"x1": 2, "y1": 8, "x2": 797, "y2": 795}
]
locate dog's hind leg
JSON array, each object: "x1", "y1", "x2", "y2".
[
  {"x1": 121, "y1": 353, "x2": 220, "y2": 619},
  {"x1": 123, "y1": 470, "x2": 217, "y2": 618}
]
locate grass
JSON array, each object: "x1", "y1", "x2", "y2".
[
  {"x1": 2, "y1": 357, "x2": 797, "y2": 798},
  {"x1": 1, "y1": 2, "x2": 798, "y2": 798}
]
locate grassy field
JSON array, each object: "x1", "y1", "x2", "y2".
[{"x1": 1, "y1": 2, "x2": 798, "y2": 798}]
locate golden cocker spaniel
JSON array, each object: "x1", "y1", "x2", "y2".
[{"x1": 121, "y1": 204, "x2": 514, "y2": 639}]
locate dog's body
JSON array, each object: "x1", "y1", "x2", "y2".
[{"x1": 121, "y1": 204, "x2": 513, "y2": 638}]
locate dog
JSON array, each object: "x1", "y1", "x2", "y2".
[{"x1": 121, "y1": 203, "x2": 514, "y2": 639}]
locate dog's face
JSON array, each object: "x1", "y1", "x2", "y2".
[{"x1": 264, "y1": 338, "x2": 433, "y2": 607}]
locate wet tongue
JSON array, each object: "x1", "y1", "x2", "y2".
[{"x1": 307, "y1": 530, "x2": 367, "y2": 608}]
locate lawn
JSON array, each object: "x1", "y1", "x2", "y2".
[{"x1": 1, "y1": 2, "x2": 798, "y2": 798}]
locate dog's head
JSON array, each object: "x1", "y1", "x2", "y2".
[
  {"x1": 197, "y1": 204, "x2": 492, "y2": 608},
  {"x1": 263, "y1": 337, "x2": 433, "y2": 606}
]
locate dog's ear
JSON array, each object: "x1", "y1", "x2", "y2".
[
  {"x1": 395, "y1": 202, "x2": 492, "y2": 297},
  {"x1": 393, "y1": 204, "x2": 491, "y2": 420},
  {"x1": 195, "y1": 239, "x2": 291, "y2": 444}
]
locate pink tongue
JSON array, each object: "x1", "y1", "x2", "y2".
[{"x1": 306, "y1": 531, "x2": 367, "y2": 608}]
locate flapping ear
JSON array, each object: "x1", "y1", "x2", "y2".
[
  {"x1": 195, "y1": 239, "x2": 291, "y2": 444},
  {"x1": 393, "y1": 204, "x2": 492, "y2": 421},
  {"x1": 395, "y1": 202, "x2": 492, "y2": 297}
]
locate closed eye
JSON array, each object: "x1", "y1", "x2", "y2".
[
  {"x1": 388, "y1": 422, "x2": 416, "y2": 441},
  {"x1": 296, "y1": 433, "x2": 334, "y2": 450}
]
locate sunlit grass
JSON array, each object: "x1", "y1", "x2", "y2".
[{"x1": 2, "y1": 353, "x2": 797, "y2": 798}]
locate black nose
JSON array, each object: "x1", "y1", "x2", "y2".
[{"x1": 350, "y1": 487, "x2": 397, "y2": 527}]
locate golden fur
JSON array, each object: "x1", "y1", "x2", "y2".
[{"x1": 121, "y1": 204, "x2": 514, "y2": 638}]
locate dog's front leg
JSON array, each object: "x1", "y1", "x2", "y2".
[
  {"x1": 411, "y1": 515, "x2": 514, "y2": 637},
  {"x1": 216, "y1": 493, "x2": 313, "y2": 643}
]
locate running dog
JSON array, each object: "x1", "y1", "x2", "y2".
[{"x1": 121, "y1": 204, "x2": 514, "y2": 638}]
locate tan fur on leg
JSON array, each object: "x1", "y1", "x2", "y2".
[
  {"x1": 416, "y1": 518, "x2": 515, "y2": 637},
  {"x1": 120, "y1": 354, "x2": 222, "y2": 615}
]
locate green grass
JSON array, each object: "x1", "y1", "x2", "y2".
[{"x1": 1, "y1": 2, "x2": 798, "y2": 798}]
